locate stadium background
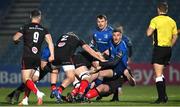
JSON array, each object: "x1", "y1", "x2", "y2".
[{"x1": 0, "y1": 0, "x2": 179, "y2": 87}]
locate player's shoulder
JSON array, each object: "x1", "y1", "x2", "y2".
[
  {"x1": 120, "y1": 40, "x2": 128, "y2": 50},
  {"x1": 166, "y1": 16, "x2": 176, "y2": 24},
  {"x1": 107, "y1": 26, "x2": 113, "y2": 31}
]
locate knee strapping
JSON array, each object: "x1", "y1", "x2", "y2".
[{"x1": 79, "y1": 71, "x2": 90, "y2": 80}]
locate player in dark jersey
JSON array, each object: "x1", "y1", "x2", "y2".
[
  {"x1": 64, "y1": 29, "x2": 135, "y2": 103},
  {"x1": 12, "y1": 10, "x2": 54, "y2": 105},
  {"x1": 50, "y1": 32, "x2": 104, "y2": 102},
  {"x1": 5, "y1": 47, "x2": 54, "y2": 104}
]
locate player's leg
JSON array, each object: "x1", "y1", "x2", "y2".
[
  {"x1": 153, "y1": 63, "x2": 167, "y2": 103},
  {"x1": 74, "y1": 66, "x2": 92, "y2": 101},
  {"x1": 152, "y1": 47, "x2": 170, "y2": 103},
  {"x1": 21, "y1": 69, "x2": 45, "y2": 105},
  {"x1": 6, "y1": 83, "x2": 25, "y2": 104},
  {"x1": 58, "y1": 65, "x2": 75, "y2": 95},
  {"x1": 85, "y1": 84, "x2": 110, "y2": 99},
  {"x1": 18, "y1": 86, "x2": 31, "y2": 106},
  {"x1": 123, "y1": 69, "x2": 136, "y2": 86},
  {"x1": 50, "y1": 69, "x2": 59, "y2": 99},
  {"x1": 65, "y1": 77, "x2": 80, "y2": 102}
]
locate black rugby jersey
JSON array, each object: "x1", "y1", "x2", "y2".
[
  {"x1": 55, "y1": 33, "x2": 85, "y2": 58},
  {"x1": 18, "y1": 23, "x2": 49, "y2": 57}
]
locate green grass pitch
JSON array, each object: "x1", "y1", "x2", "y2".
[{"x1": 0, "y1": 85, "x2": 180, "y2": 106}]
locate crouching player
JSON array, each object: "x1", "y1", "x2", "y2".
[{"x1": 85, "y1": 28, "x2": 136, "y2": 101}]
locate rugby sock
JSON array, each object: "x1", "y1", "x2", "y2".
[
  {"x1": 162, "y1": 75, "x2": 167, "y2": 98},
  {"x1": 39, "y1": 63, "x2": 52, "y2": 80},
  {"x1": 79, "y1": 80, "x2": 89, "y2": 94},
  {"x1": 23, "y1": 86, "x2": 31, "y2": 98},
  {"x1": 111, "y1": 88, "x2": 119, "y2": 101},
  {"x1": 58, "y1": 85, "x2": 65, "y2": 94},
  {"x1": 38, "y1": 69, "x2": 48, "y2": 81},
  {"x1": 86, "y1": 88, "x2": 99, "y2": 99},
  {"x1": 26, "y1": 79, "x2": 38, "y2": 94},
  {"x1": 71, "y1": 87, "x2": 79, "y2": 96},
  {"x1": 51, "y1": 84, "x2": 56, "y2": 90},
  {"x1": 44, "y1": 62, "x2": 52, "y2": 72},
  {"x1": 156, "y1": 76, "x2": 164, "y2": 99},
  {"x1": 7, "y1": 83, "x2": 25, "y2": 97},
  {"x1": 16, "y1": 83, "x2": 26, "y2": 92}
]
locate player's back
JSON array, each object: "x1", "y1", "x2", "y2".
[
  {"x1": 20, "y1": 23, "x2": 48, "y2": 57},
  {"x1": 55, "y1": 32, "x2": 85, "y2": 57}
]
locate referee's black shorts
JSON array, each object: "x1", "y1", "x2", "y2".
[{"x1": 151, "y1": 46, "x2": 172, "y2": 66}]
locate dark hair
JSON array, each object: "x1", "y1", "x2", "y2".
[
  {"x1": 113, "y1": 28, "x2": 122, "y2": 33},
  {"x1": 30, "y1": 10, "x2": 41, "y2": 18},
  {"x1": 96, "y1": 14, "x2": 107, "y2": 20},
  {"x1": 157, "y1": 2, "x2": 168, "y2": 13}
]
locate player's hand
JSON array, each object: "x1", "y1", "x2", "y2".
[
  {"x1": 96, "y1": 52, "x2": 105, "y2": 61},
  {"x1": 13, "y1": 39, "x2": 20, "y2": 44},
  {"x1": 48, "y1": 55, "x2": 54, "y2": 62},
  {"x1": 127, "y1": 57, "x2": 132, "y2": 65}
]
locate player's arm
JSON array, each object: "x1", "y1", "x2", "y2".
[
  {"x1": 146, "y1": 27, "x2": 155, "y2": 37},
  {"x1": 82, "y1": 44, "x2": 105, "y2": 62},
  {"x1": 147, "y1": 19, "x2": 156, "y2": 37},
  {"x1": 45, "y1": 34, "x2": 54, "y2": 62},
  {"x1": 178, "y1": 29, "x2": 180, "y2": 34},
  {"x1": 172, "y1": 34, "x2": 178, "y2": 46},
  {"x1": 172, "y1": 23, "x2": 178, "y2": 46},
  {"x1": 99, "y1": 53, "x2": 122, "y2": 68},
  {"x1": 93, "y1": 52, "x2": 123, "y2": 70},
  {"x1": 12, "y1": 32, "x2": 23, "y2": 44}
]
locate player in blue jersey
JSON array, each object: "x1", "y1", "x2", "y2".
[
  {"x1": 109, "y1": 25, "x2": 133, "y2": 101},
  {"x1": 89, "y1": 14, "x2": 113, "y2": 54},
  {"x1": 85, "y1": 28, "x2": 135, "y2": 100}
]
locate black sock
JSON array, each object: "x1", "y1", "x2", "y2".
[
  {"x1": 16, "y1": 83, "x2": 25, "y2": 92},
  {"x1": 156, "y1": 81, "x2": 165, "y2": 100},
  {"x1": 162, "y1": 77, "x2": 167, "y2": 98},
  {"x1": 7, "y1": 83, "x2": 25, "y2": 97},
  {"x1": 39, "y1": 63, "x2": 52, "y2": 80},
  {"x1": 112, "y1": 88, "x2": 119, "y2": 100}
]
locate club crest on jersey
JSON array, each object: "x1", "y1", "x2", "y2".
[
  {"x1": 32, "y1": 47, "x2": 38, "y2": 54},
  {"x1": 58, "y1": 42, "x2": 66, "y2": 47},
  {"x1": 104, "y1": 34, "x2": 108, "y2": 39}
]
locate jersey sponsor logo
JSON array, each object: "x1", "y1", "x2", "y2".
[
  {"x1": 32, "y1": 47, "x2": 38, "y2": 54},
  {"x1": 58, "y1": 42, "x2": 66, "y2": 47}
]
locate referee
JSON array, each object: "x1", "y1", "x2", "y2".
[{"x1": 146, "y1": 2, "x2": 178, "y2": 104}]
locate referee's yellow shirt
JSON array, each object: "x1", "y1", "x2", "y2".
[{"x1": 149, "y1": 15, "x2": 177, "y2": 47}]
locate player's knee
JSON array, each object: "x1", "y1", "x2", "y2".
[
  {"x1": 32, "y1": 69, "x2": 40, "y2": 82},
  {"x1": 79, "y1": 71, "x2": 90, "y2": 81},
  {"x1": 22, "y1": 77, "x2": 31, "y2": 83}
]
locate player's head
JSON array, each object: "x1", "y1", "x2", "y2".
[
  {"x1": 96, "y1": 14, "x2": 108, "y2": 30},
  {"x1": 112, "y1": 28, "x2": 122, "y2": 44},
  {"x1": 30, "y1": 9, "x2": 41, "y2": 23},
  {"x1": 114, "y1": 23, "x2": 124, "y2": 34},
  {"x1": 157, "y1": 1, "x2": 168, "y2": 14}
]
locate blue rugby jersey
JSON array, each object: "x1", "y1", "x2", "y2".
[{"x1": 90, "y1": 26, "x2": 113, "y2": 52}]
